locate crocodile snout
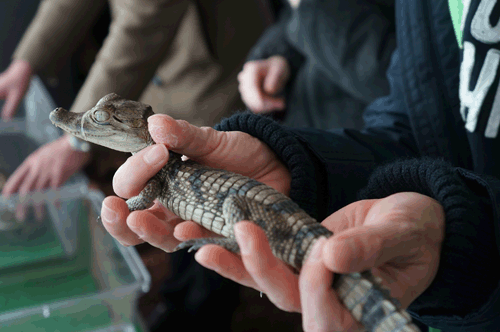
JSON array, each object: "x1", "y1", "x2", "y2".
[{"x1": 49, "y1": 107, "x2": 67, "y2": 124}]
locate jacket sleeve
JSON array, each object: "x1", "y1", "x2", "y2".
[
  {"x1": 69, "y1": 0, "x2": 190, "y2": 113},
  {"x1": 286, "y1": 0, "x2": 396, "y2": 103},
  {"x1": 12, "y1": 0, "x2": 106, "y2": 74},
  {"x1": 358, "y1": 159, "x2": 500, "y2": 331}
]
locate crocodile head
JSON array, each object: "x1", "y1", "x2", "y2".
[{"x1": 49, "y1": 93, "x2": 155, "y2": 153}]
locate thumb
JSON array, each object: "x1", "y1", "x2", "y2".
[
  {"x1": 147, "y1": 114, "x2": 225, "y2": 159},
  {"x1": 322, "y1": 222, "x2": 420, "y2": 273}
]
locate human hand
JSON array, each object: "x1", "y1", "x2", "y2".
[
  {"x1": 101, "y1": 113, "x2": 291, "y2": 251},
  {"x1": 2, "y1": 135, "x2": 91, "y2": 220},
  {"x1": 194, "y1": 192, "x2": 445, "y2": 331},
  {"x1": 2, "y1": 135, "x2": 91, "y2": 196},
  {"x1": 237, "y1": 55, "x2": 290, "y2": 114},
  {"x1": 0, "y1": 60, "x2": 33, "y2": 121}
]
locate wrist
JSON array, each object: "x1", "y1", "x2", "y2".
[{"x1": 10, "y1": 59, "x2": 34, "y2": 77}]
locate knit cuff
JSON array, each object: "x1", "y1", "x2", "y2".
[
  {"x1": 358, "y1": 157, "x2": 499, "y2": 317},
  {"x1": 214, "y1": 112, "x2": 320, "y2": 219}
]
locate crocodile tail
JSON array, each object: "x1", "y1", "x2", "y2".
[{"x1": 333, "y1": 271, "x2": 421, "y2": 332}]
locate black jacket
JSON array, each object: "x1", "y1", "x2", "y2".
[
  {"x1": 216, "y1": 0, "x2": 500, "y2": 330},
  {"x1": 246, "y1": 0, "x2": 396, "y2": 130}
]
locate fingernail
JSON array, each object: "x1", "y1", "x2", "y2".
[
  {"x1": 149, "y1": 125, "x2": 167, "y2": 141},
  {"x1": 234, "y1": 223, "x2": 251, "y2": 254},
  {"x1": 150, "y1": 124, "x2": 179, "y2": 148},
  {"x1": 307, "y1": 238, "x2": 326, "y2": 263},
  {"x1": 101, "y1": 203, "x2": 117, "y2": 223},
  {"x1": 143, "y1": 144, "x2": 168, "y2": 166}
]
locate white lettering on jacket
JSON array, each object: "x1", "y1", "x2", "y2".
[
  {"x1": 471, "y1": 0, "x2": 500, "y2": 43},
  {"x1": 462, "y1": 0, "x2": 473, "y2": 33},
  {"x1": 460, "y1": 41, "x2": 500, "y2": 135}
]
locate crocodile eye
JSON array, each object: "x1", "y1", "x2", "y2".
[
  {"x1": 130, "y1": 119, "x2": 145, "y2": 128},
  {"x1": 94, "y1": 110, "x2": 110, "y2": 123}
]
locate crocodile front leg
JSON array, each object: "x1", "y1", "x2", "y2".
[
  {"x1": 174, "y1": 194, "x2": 250, "y2": 253},
  {"x1": 97, "y1": 177, "x2": 162, "y2": 223},
  {"x1": 126, "y1": 177, "x2": 162, "y2": 211}
]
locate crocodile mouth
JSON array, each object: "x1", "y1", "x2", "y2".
[{"x1": 57, "y1": 127, "x2": 113, "y2": 139}]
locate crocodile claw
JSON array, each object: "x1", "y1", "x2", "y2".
[
  {"x1": 175, "y1": 240, "x2": 204, "y2": 252},
  {"x1": 175, "y1": 238, "x2": 240, "y2": 254}
]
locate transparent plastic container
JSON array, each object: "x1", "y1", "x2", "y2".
[
  {"x1": 0, "y1": 77, "x2": 151, "y2": 331},
  {"x1": 0, "y1": 190, "x2": 150, "y2": 332},
  {"x1": 0, "y1": 75, "x2": 89, "y2": 264}
]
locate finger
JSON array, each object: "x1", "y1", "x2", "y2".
[
  {"x1": 32, "y1": 188, "x2": 46, "y2": 221},
  {"x1": 113, "y1": 144, "x2": 169, "y2": 198},
  {"x1": 33, "y1": 200, "x2": 45, "y2": 222},
  {"x1": 35, "y1": 172, "x2": 51, "y2": 192},
  {"x1": 300, "y1": 238, "x2": 361, "y2": 332},
  {"x1": 146, "y1": 200, "x2": 182, "y2": 223},
  {"x1": 101, "y1": 196, "x2": 143, "y2": 246},
  {"x1": 50, "y1": 167, "x2": 66, "y2": 190},
  {"x1": 18, "y1": 167, "x2": 38, "y2": 197},
  {"x1": 263, "y1": 60, "x2": 288, "y2": 96},
  {"x1": 237, "y1": 69, "x2": 245, "y2": 83},
  {"x1": 126, "y1": 209, "x2": 180, "y2": 252},
  {"x1": 16, "y1": 174, "x2": 36, "y2": 222},
  {"x1": 148, "y1": 114, "x2": 225, "y2": 158},
  {"x1": 239, "y1": 64, "x2": 269, "y2": 112},
  {"x1": 241, "y1": 71, "x2": 285, "y2": 112},
  {"x1": 194, "y1": 244, "x2": 262, "y2": 290},
  {"x1": 173, "y1": 220, "x2": 221, "y2": 241},
  {"x1": 322, "y1": 222, "x2": 420, "y2": 274},
  {"x1": 18, "y1": 170, "x2": 38, "y2": 221},
  {"x1": 234, "y1": 221, "x2": 301, "y2": 312},
  {"x1": 148, "y1": 114, "x2": 260, "y2": 171},
  {"x1": 31, "y1": 188, "x2": 46, "y2": 222},
  {"x1": 2, "y1": 88, "x2": 23, "y2": 120},
  {"x1": 260, "y1": 95, "x2": 286, "y2": 111},
  {"x1": 16, "y1": 200, "x2": 28, "y2": 222},
  {"x1": 2, "y1": 165, "x2": 30, "y2": 196}
]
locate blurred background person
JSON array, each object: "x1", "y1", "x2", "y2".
[
  {"x1": 238, "y1": 0, "x2": 395, "y2": 130},
  {"x1": 0, "y1": 0, "x2": 271, "y2": 196}
]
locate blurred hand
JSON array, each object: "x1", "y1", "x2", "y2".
[
  {"x1": 194, "y1": 193, "x2": 445, "y2": 331},
  {"x1": 238, "y1": 55, "x2": 291, "y2": 114},
  {"x1": 2, "y1": 135, "x2": 92, "y2": 196},
  {"x1": 0, "y1": 60, "x2": 33, "y2": 121},
  {"x1": 100, "y1": 114, "x2": 291, "y2": 251}
]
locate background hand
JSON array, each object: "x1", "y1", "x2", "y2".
[
  {"x1": 194, "y1": 192, "x2": 445, "y2": 331},
  {"x1": 101, "y1": 113, "x2": 291, "y2": 250},
  {"x1": 1, "y1": 135, "x2": 91, "y2": 196},
  {"x1": 238, "y1": 55, "x2": 290, "y2": 113},
  {"x1": 288, "y1": 0, "x2": 301, "y2": 9},
  {"x1": 0, "y1": 60, "x2": 33, "y2": 121}
]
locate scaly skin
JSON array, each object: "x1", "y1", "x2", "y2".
[{"x1": 50, "y1": 93, "x2": 421, "y2": 332}]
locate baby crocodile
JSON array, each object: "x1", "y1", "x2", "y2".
[{"x1": 50, "y1": 93, "x2": 421, "y2": 332}]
